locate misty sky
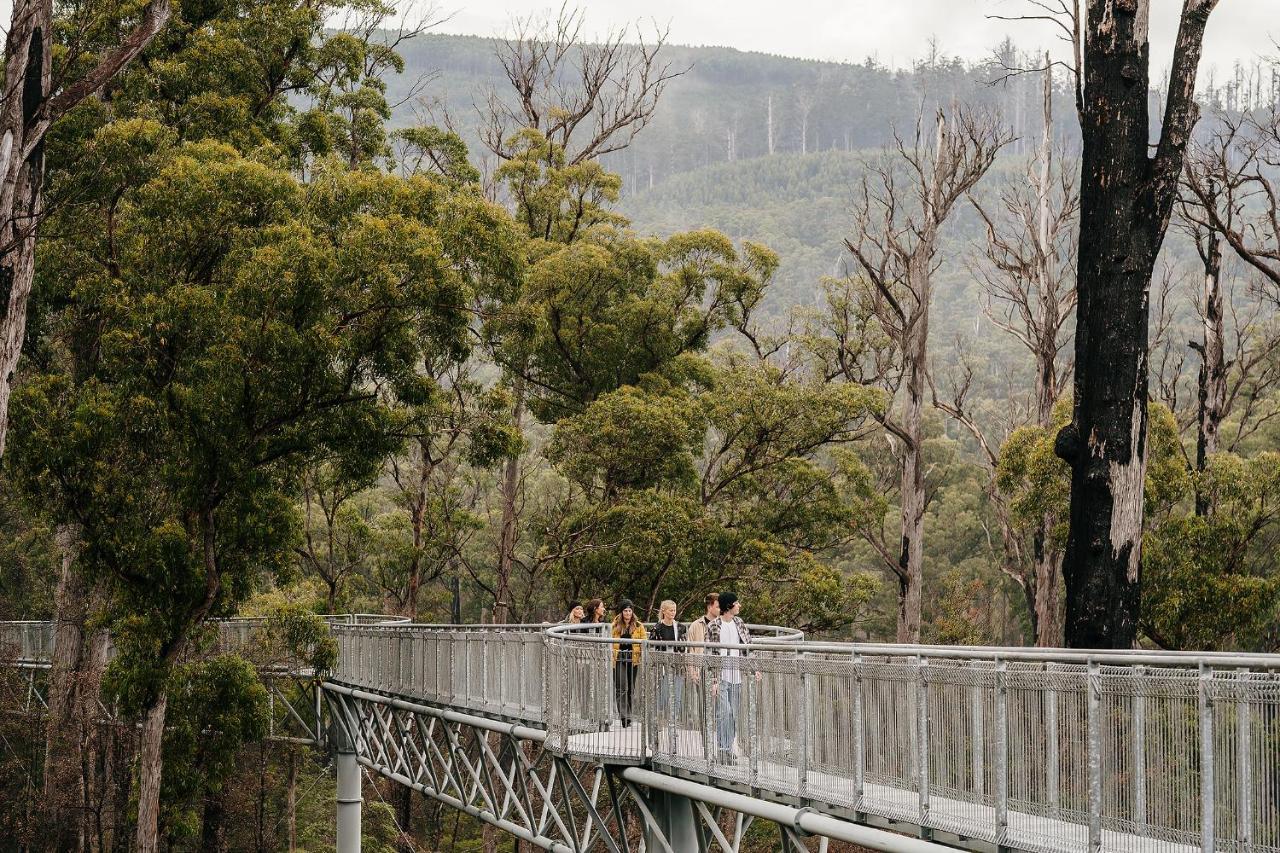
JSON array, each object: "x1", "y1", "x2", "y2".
[{"x1": 436, "y1": 1, "x2": 1278, "y2": 79}]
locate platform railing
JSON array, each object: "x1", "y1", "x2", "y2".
[
  {"x1": 544, "y1": 628, "x2": 1280, "y2": 853},
  {"x1": 0, "y1": 613, "x2": 408, "y2": 669},
  {"x1": 329, "y1": 623, "x2": 552, "y2": 723},
  {"x1": 541, "y1": 622, "x2": 805, "y2": 762}
]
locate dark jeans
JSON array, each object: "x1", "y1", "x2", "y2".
[{"x1": 614, "y1": 659, "x2": 637, "y2": 723}]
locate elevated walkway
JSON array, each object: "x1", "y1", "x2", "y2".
[{"x1": 6, "y1": 615, "x2": 1280, "y2": 851}]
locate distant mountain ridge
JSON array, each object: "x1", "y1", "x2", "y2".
[{"x1": 393, "y1": 33, "x2": 1079, "y2": 191}]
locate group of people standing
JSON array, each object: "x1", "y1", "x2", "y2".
[{"x1": 562, "y1": 591, "x2": 752, "y2": 763}]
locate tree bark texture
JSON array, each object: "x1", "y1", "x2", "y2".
[
  {"x1": 1058, "y1": 0, "x2": 1217, "y2": 648},
  {"x1": 0, "y1": 0, "x2": 171, "y2": 459},
  {"x1": 133, "y1": 693, "x2": 169, "y2": 853},
  {"x1": 1195, "y1": 232, "x2": 1225, "y2": 514},
  {"x1": 44, "y1": 524, "x2": 87, "y2": 846},
  {"x1": 897, "y1": 291, "x2": 928, "y2": 644}
]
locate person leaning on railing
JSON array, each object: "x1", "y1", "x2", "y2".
[{"x1": 611, "y1": 600, "x2": 647, "y2": 728}]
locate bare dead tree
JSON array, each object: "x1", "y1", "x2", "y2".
[
  {"x1": 839, "y1": 108, "x2": 1009, "y2": 642},
  {"x1": 1176, "y1": 111, "x2": 1280, "y2": 517},
  {"x1": 476, "y1": 5, "x2": 683, "y2": 167},
  {"x1": 944, "y1": 61, "x2": 1076, "y2": 646},
  {"x1": 0, "y1": 0, "x2": 172, "y2": 463}
]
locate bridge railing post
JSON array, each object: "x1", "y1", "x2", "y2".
[
  {"x1": 1086, "y1": 660, "x2": 1102, "y2": 853},
  {"x1": 1045, "y1": 662, "x2": 1059, "y2": 818},
  {"x1": 1199, "y1": 663, "x2": 1215, "y2": 853},
  {"x1": 852, "y1": 651, "x2": 864, "y2": 812},
  {"x1": 1131, "y1": 664, "x2": 1145, "y2": 838},
  {"x1": 797, "y1": 651, "x2": 809, "y2": 798},
  {"x1": 994, "y1": 657, "x2": 1008, "y2": 848},
  {"x1": 1237, "y1": 667, "x2": 1253, "y2": 849},
  {"x1": 915, "y1": 655, "x2": 929, "y2": 827}
]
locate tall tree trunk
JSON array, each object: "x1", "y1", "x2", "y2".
[
  {"x1": 79, "y1": 621, "x2": 110, "y2": 851},
  {"x1": 44, "y1": 524, "x2": 87, "y2": 845},
  {"x1": 0, "y1": 3, "x2": 52, "y2": 461},
  {"x1": 133, "y1": 693, "x2": 169, "y2": 853},
  {"x1": 1195, "y1": 231, "x2": 1225, "y2": 515},
  {"x1": 494, "y1": 377, "x2": 525, "y2": 624},
  {"x1": 1058, "y1": 0, "x2": 1217, "y2": 648},
  {"x1": 897, "y1": 324, "x2": 927, "y2": 644},
  {"x1": 1032, "y1": 60, "x2": 1065, "y2": 648}
]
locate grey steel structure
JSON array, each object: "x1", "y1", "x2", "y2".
[{"x1": 6, "y1": 617, "x2": 1280, "y2": 853}]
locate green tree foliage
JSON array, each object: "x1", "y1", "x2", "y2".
[
  {"x1": 10, "y1": 105, "x2": 520, "y2": 839},
  {"x1": 156, "y1": 655, "x2": 269, "y2": 840},
  {"x1": 1143, "y1": 453, "x2": 1280, "y2": 650},
  {"x1": 996, "y1": 399, "x2": 1280, "y2": 650}
]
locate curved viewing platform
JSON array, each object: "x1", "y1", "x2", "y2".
[{"x1": 7, "y1": 616, "x2": 1280, "y2": 852}]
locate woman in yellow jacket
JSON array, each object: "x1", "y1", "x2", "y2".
[{"x1": 611, "y1": 600, "x2": 648, "y2": 728}]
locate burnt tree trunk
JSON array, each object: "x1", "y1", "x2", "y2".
[
  {"x1": 1057, "y1": 0, "x2": 1218, "y2": 648},
  {"x1": 1194, "y1": 230, "x2": 1225, "y2": 515}
]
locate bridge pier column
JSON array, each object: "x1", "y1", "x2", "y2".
[
  {"x1": 644, "y1": 789, "x2": 698, "y2": 852},
  {"x1": 334, "y1": 723, "x2": 362, "y2": 853}
]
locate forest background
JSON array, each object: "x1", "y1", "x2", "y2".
[{"x1": 2, "y1": 1, "x2": 1280, "y2": 849}]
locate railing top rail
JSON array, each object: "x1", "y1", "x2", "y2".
[
  {"x1": 543, "y1": 621, "x2": 1280, "y2": 668},
  {"x1": 341, "y1": 621, "x2": 551, "y2": 629}
]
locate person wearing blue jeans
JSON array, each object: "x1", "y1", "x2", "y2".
[
  {"x1": 651, "y1": 600, "x2": 685, "y2": 749},
  {"x1": 707, "y1": 592, "x2": 753, "y2": 763}
]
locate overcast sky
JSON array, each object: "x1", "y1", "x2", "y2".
[{"x1": 434, "y1": 1, "x2": 1278, "y2": 79}]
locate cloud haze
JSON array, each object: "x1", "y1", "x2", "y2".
[{"x1": 436, "y1": 0, "x2": 1277, "y2": 78}]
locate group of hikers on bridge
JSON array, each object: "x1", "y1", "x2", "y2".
[{"x1": 561, "y1": 591, "x2": 755, "y2": 763}]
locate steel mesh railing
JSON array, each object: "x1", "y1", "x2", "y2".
[
  {"x1": 541, "y1": 628, "x2": 1280, "y2": 853},
  {"x1": 0, "y1": 613, "x2": 406, "y2": 670},
  {"x1": 329, "y1": 623, "x2": 550, "y2": 724}
]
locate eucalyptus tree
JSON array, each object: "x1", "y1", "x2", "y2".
[
  {"x1": 0, "y1": 0, "x2": 172, "y2": 461},
  {"x1": 10, "y1": 134, "x2": 520, "y2": 851}
]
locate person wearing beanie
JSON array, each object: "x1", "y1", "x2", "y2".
[
  {"x1": 706, "y1": 591, "x2": 753, "y2": 762},
  {"x1": 611, "y1": 599, "x2": 647, "y2": 728}
]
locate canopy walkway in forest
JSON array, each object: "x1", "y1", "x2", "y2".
[{"x1": 5, "y1": 618, "x2": 1280, "y2": 853}]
